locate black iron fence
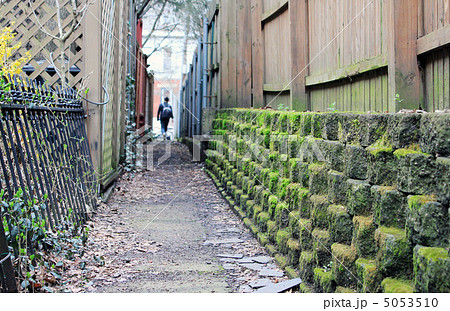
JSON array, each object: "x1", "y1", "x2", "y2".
[{"x1": 0, "y1": 76, "x2": 97, "y2": 292}]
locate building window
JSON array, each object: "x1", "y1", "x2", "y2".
[{"x1": 163, "y1": 48, "x2": 172, "y2": 71}]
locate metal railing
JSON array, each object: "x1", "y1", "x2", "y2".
[{"x1": 0, "y1": 76, "x2": 98, "y2": 292}]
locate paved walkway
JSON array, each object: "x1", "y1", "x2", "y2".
[{"x1": 77, "y1": 142, "x2": 286, "y2": 293}]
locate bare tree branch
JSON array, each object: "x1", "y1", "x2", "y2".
[{"x1": 142, "y1": 0, "x2": 169, "y2": 47}]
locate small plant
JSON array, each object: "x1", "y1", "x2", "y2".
[
  {"x1": 277, "y1": 103, "x2": 290, "y2": 111},
  {"x1": 1, "y1": 189, "x2": 88, "y2": 292},
  {"x1": 394, "y1": 93, "x2": 404, "y2": 103},
  {"x1": 327, "y1": 102, "x2": 337, "y2": 112}
]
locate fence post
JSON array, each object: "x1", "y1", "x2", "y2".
[
  {"x1": 289, "y1": 0, "x2": 310, "y2": 111},
  {"x1": 387, "y1": 0, "x2": 421, "y2": 111},
  {"x1": 83, "y1": 0, "x2": 103, "y2": 175},
  {"x1": 251, "y1": 0, "x2": 264, "y2": 108},
  {"x1": 0, "y1": 216, "x2": 17, "y2": 293}
]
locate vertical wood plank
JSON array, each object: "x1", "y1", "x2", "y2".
[
  {"x1": 444, "y1": 50, "x2": 450, "y2": 110},
  {"x1": 387, "y1": 0, "x2": 421, "y2": 111},
  {"x1": 251, "y1": 0, "x2": 264, "y2": 108},
  {"x1": 220, "y1": 0, "x2": 229, "y2": 108},
  {"x1": 290, "y1": 0, "x2": 310, "y2": 111},
  {"x1": 84, "y1": 0, "x2": 102, "y2": 174}
]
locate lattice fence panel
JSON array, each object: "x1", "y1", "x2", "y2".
[
  {"x1": 0, "y1": 0, "x2": 85, "y2": 88},
  {"x1": 101, "y1": 0, "x2": 116, "y2": 176}
]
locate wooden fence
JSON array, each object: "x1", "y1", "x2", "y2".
[{"x1": 200, "y1": 0, "x2": 450, "y2": 113}]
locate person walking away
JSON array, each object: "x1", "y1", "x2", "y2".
[{"x1": 157, "y1": 97, "x2": 174, "y2": 140}]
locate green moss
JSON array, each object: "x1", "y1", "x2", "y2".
[
  {"x1": 300, "y1": 283, "x2": 314, "y2": 293},
  {"x1": 275, "y1": 202, "x2": 289, "y2": 228},
  {"x1": 381, "y1": 278, "x2": 414, "y2": 293},
  {"x1": 267, "y1": 220, "x2": 278, "y2": 242},
  {"x1": 278, "y1": 178, "x2": 291, "y2": 200},
  {"x1": 376, "y1": 226, "x2": 405, "y2": 238},
  {"x1": 309, "y1": 162, "x2": 326, "y2": 174},
  {"x1": 418, "y1": 247, "x2": 448, "y2": 262},
  {"x1": 314, "y1": 268, "x2": 336, "y2": 293},
  {"x1": 268, "y1": 172, "x2": 279, "y2": 193},
  {"x1": 335, "y1": 286, "x2": 356, "y2": 293},
  {"x1": 331, "y1": 243, "x2": 357, "y2": 262},
  {"x1": 276, "y1": 229, "x2": 291, "y2": 254},
  {"x1": 407, "y1": 194, "x2": 437, "y2": 210},
  {"x1": 251, "y1": 205, "x2": 263, "y2": 222},
  {"x1": 257, "y1": 232, "x2": 268, "y2": 246},
  {"x1": 368, "y1": 146, "x2": 393, "y2": 157},
  {"x1": 393, "y1": 144, "x2": 429, "y2": 158},
  {"x1": 368, "y1": 132, "x2": 393, "y2": 157},
  {"x1": 285, "y1": 266, "x2": 300, "y2": 279}
]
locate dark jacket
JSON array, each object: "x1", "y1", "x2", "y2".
[{"x1": 157, "y1": 102, "x2": 174, "y2": 120}]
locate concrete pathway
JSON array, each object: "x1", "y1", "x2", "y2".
[{"x1": 85, "y1": 142, "x2": 287, "y2": 293}]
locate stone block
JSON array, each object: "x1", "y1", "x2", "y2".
[
  {"x1": 358, "y1": 114, "x2": 389, "y2": 147},
  {"x1": 276, "y1": 229, "x2": 291, "y2": 254},
  {"x1": 253, "y1": 186, "x2": 265, "y2": 205},
  {"x1": 275, "y1": 202, "x2": 290, "y2": 229},
  {"x1": 331, "y1": 243, "x2": 357, "y2": 288},
  {"x1": 312, "y1": 229, "x2": 331, "y2": 266},
  {"x1": 367, "y1": 147, "x2": 397, "y2": 186},
  {"x1": 297, "y1": 188, "x2": 311, "y2": 218},
  {"x1": 352, "y1": 216, "x2": 376, "y2": 257},
  {"x1": 299, "y1": 251, "x2": 315, "y2": 282},
  {"x1": 277, "y1": 178, "x2": 291, "y2": 201},
  {"x1": 413, "y1": 245, "x2": 450, "y2": 293},
  {"x1": 335, "y1": 286, "x2": 356, "y2": 293},
  {"x1": 289, "y1": 158, "x2": 302, "y2": 183},
  {"x1": 240, "y1": 195, "x2": 249, "y2": 211},
  {"x1": 381, "y1": 278, "x2": 414, "y2": 293},
  {"x1": 267, "y1": 220, "x2": 278, "y2": 243},
  {"x1": 436, "y1": 157, "x2": 450, "y2": 206},
  {"x1": 419, "y1": 113, "x2": 450, "y2": 157},
  {"x1": 322, "y1": 113, "x2": 340, "y2": 141},
  {"x1": 375, "y1": 227, "x2": 412, "y2": 277},
  {"x1": 287, "y1": 238, "x2": 301, "y2": 267},
  {"x1": 257, "y1": 212, "x2": 270, "y2": 233},
  {"x1": 267, "y1": 195, "x2": 278, "y2": 219},
  {"x1": 278, "y1": 160, "x2": 290, "y2": 179},
  {"x1": 288, "y1": 211, "x2": 301, "y2": 239},
  {"x1": 288, "y1": 113, "x2": 302, "y2": 134},
  {"x1": 327, "y1": 205, "x2": 353, "y2": 244},
  {"x1": 286, "y1": 183, "x2": 301, "y2": 211},
  {"x1": 314, "y1": 268, "x2": 336, "y2": 293},
  {"x1": 310, "y1": 195, "x2": 330, "y2": 228},
  {"x1": 328, "y1": 170, "x2": 348, "y2": 204},
  {"x1": 388, "y1": 114, "x2": 421, "y2": 149},
  {"x1": 300, "y1": 114, "x2": 313, "y2": 137},
  {"x1": 345, "y1": 145, "x2": 369, "y2": 180},
  {"x1": 347, "y1": 179, "x2": 372, "y2": 216},
  {"x1": 337, "y1": 114, "x2": 361, "y2": 145},
  {"x1": 234, "y1": 189, "x2": 243, "y2": 206},
  {"x1": 299, "y1": 218, "x2": 313, "y2": 251},
  {"x1": 356, "y1": 258, "x2": 379, "y2": 293},
  {"x1": 312, "y1": 114, "x2": 325, "y2": 138},
  {"x1": 288, "y1": 136, "x2": 302, "y2": 158},
  {"x1": 252, "y1": 205, "x2": 263, "y2": 223},
  {"x1": 268, "y1": 172, "x2": 280, "y2": 194},
  {"x1": 316, "y1": 140, "x2": 345, "y2": 172},
  {"x1": 309, "y1": 163, "x2": 328, "y2": 195},
  {"x1": 395, "y1": 150, "x2": 437, "y2": 195},
  {"x1": 372, "y1": 186, "x2": 406, "y2": 228},
  {"x1": 407, "y1": 195, "x2": 448, "y2": 247}
]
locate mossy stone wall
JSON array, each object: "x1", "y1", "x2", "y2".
[{"x1": 205, "y1": 109, "x2": 449, "y2": 293}]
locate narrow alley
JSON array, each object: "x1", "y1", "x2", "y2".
[{"x1": 64, "y1": 142, "x2": 289, "y2": 293}]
